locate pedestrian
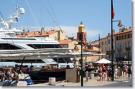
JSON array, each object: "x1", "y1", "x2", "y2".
[
  {"x1": 88, "y1": 65, "x2": 92, "y2": 79},
  {"x1": 128, "y1": 66, "x2": 132, "y2": 78},
  {"x1": 114, "y1": 66, "x2": 118, "y2": 79},
  {"x1": 117, "y1": 67, "x2": 121, "y2": 78},
  {"x1": 85, "y1": 70, "x2": 89, "y2": 82},
  {"x1": 122, "y1": 65, "x2": 127, "y2": 76},
  {"x1": 125, "y1": 65, "x2": 128, "y2": 77},
  {"x1": 3, "y1": 68, "x2": 14, "y2": 86},
  {"x1": 107, "y1": 66, "x2": 111, "y2": 81},
  {"x1": 10, "y1": 69, "x2": 19, "y2": 86},
  {"x1": 102, "y1": 65, "x2": 106, "y2": 81},
  {"x1": 97, "y1": 67, "x2": 102, "y2": 81}
]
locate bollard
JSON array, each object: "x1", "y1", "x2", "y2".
[{"x1": 48, "y1": 77, "x2": 56, "y2": 86}]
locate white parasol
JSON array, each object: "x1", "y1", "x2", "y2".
[{"x1": 95, "y1": 58, "x2": 111, "y2": 64}]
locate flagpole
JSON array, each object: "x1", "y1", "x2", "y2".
[
  {"x1": 111, "y1": 0, "x2": 114, "y2": 81},
  {"x1": 98, "y1": 34, "x2": 101, "y2": 60}
]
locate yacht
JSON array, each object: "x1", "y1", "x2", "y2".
[
  {"x1": 0, "y1": 6, "x2": 106, "y2": 84},
  {"x1": 0, "y1": 7, "x2": 74, "y2": 68}
]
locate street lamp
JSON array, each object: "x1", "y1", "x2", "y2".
[
  {"x1": 77, "y1": 32, "x2": 84, "y2": 86},
  {"x1": 111, "y1": 0, "x2": 114, "y2": 81},
  {"x1": 80, "y1": 32, "x2": 83, "y2": 87}
]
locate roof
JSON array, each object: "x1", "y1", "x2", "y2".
[
  {"x1": 84, "y1": 47, "x2": 100, "y2": 53},
  {"x1": 17, "y1": 30, "x2": 59, "y2": 37},
  {"x1": 114, "y1": 29, "x2": 132, "y2": 35},
  {"x1": 91, "y1": 29, "x2": 132, "y2": 42},
  {"x1": 59, "y1": 39, "x2": 72, "y2": 44}
]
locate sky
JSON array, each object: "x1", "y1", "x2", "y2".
[{"x1": 0, "y1": 0, "x2": 132, "y2": 41}]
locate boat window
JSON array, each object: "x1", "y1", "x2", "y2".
[
  {"x1": 0, "y1": 43, "x2": 21, "y2": 50},
  {"x1": 6, "y1": 59, "x2": 44, "y2": 63},
  {"x1": 27, "y1": 44, "x2": 61, "y2": 49},
  {"x1": 2, "y1": 38, "x2": 36, "y2": 40},
  {"x1": 58, "y1": 58, "x2": 66, "y2": 63},
  {"x1": 53, "y1": 57, "x2": 73, "y2": 63}
]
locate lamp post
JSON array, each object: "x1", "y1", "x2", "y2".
[
  {"x1": 111, "y1": 0, "x2": 114, "y2": 81},
  {"x1": 78, "y1": 32, "x2": 83, "y2": 86},
  {"x1": 80, "y1": 32, "x2": 83, "y2": 87},
  {"x1": 77, "y1": 22, "x2": 86, "y2": 86}
]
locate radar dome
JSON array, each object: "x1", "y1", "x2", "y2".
[{"x1": 19, "y1": 8, "x2": 25, "y2": 14}]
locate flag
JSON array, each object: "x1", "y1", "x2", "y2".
[
  {"x1": 112, "y1": 7, "x2": 115, "y2": 19},
  {"x1": 111, "y1": 0, "x2": 115, "y2": 19}
]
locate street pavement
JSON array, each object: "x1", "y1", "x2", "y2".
[{"x1": 29, "y1": 76, "x2": 132, "y2": 87}]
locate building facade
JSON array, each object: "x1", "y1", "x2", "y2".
[
  {"x1": 91, "y1": 27, "x2": 132, "y2": 62},
  {"x1": 115, "y1": 29, "x2": 132, "y2": 61}
]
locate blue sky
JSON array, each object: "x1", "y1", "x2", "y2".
[{"x1": 0, "y1": 0, "x2": 132, "y2": 41}]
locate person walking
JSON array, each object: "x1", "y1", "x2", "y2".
[
  {"x1": 102, "y1": 65, "x2": 106, "y2": 81},
  {"x1": 107, "y1": 66, "x2": 111, "y2": 81},
  {"x1": 128, "y1": 66, "x2": 132, "y2": 78},
  {"x1": 114, "y1": 66, "x2": 118, "y2": 79},
  {"x1": 88, "y1": 65, "x2": 92, "y2": 79},
  {"x1": 97, "y1": 66, "x2": 102, "y2": 81},
  {"x1": 85, "y1": 70, "x2": 89, "y2": 82}
]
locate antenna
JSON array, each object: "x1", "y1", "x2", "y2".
[
  {"x1": 0, "y1": 0, "x2": 25, "y2": 29},
  {"x1": 0, "y1": 11, "x2": 5, "y2": 24},
  {"x1": 0, "y1": 11, "x2": 4, "y2": 20},
  {"x1": 0, "y1": 6, "x2": 25, "y2": 29}
]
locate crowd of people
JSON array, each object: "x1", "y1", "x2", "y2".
[
  {"x1": 0, "y1": 66, "x2": 33, "y2": 86},
  {"x1": 84, "y1": 64, "x2": 132, "y2": 82},
  {"x1": 0, "y1": 63, "x2": 132, "y2": 86}
]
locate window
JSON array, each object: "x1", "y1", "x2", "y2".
[
  {"x1": 116, "y1": 36, "x2": 118, "y2": 40},
  {"x1": 0, "y1": 43, "x2": 21, "y2": 50},
  {"x1": 12, "y1": 60, "x2": 44, "y2": 63},
  {"x1": 60, "y1": 44, "x2": 68, "y2": 48},
  {"x1": 130, "y1": 34, "x2": 132, "y2": 38},
  {"x1": 119, "y1": 36, "x2": 121, "y2": 40},
  {"x1": 122, "y1": 35, "x2": 124, "y2": 39},
  {"x1": 2, "y1": 38, "x2": 36, "y2": 40},
  {"x1": 53, "y1": 57, "x2": 72, "y2": 63},
  {"x1": 124, "y1": 34, "x2": 126, "y2": 39},
  {"x1": 108, "y1": 40, "x2": 110, "y2": 44},
  {"x1": 118, "y1": 36, "x2": 120, "y2": 40},
  {"x1": 27, "y1": 44, "x2": 62, "y2": 49},
  {"x1": 128, "y1": 34, "x2": 130, "y2": 38}
]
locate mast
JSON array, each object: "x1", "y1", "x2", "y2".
[{"x1": 0, "y1": 6, "x2": 25, "y2": 29}]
